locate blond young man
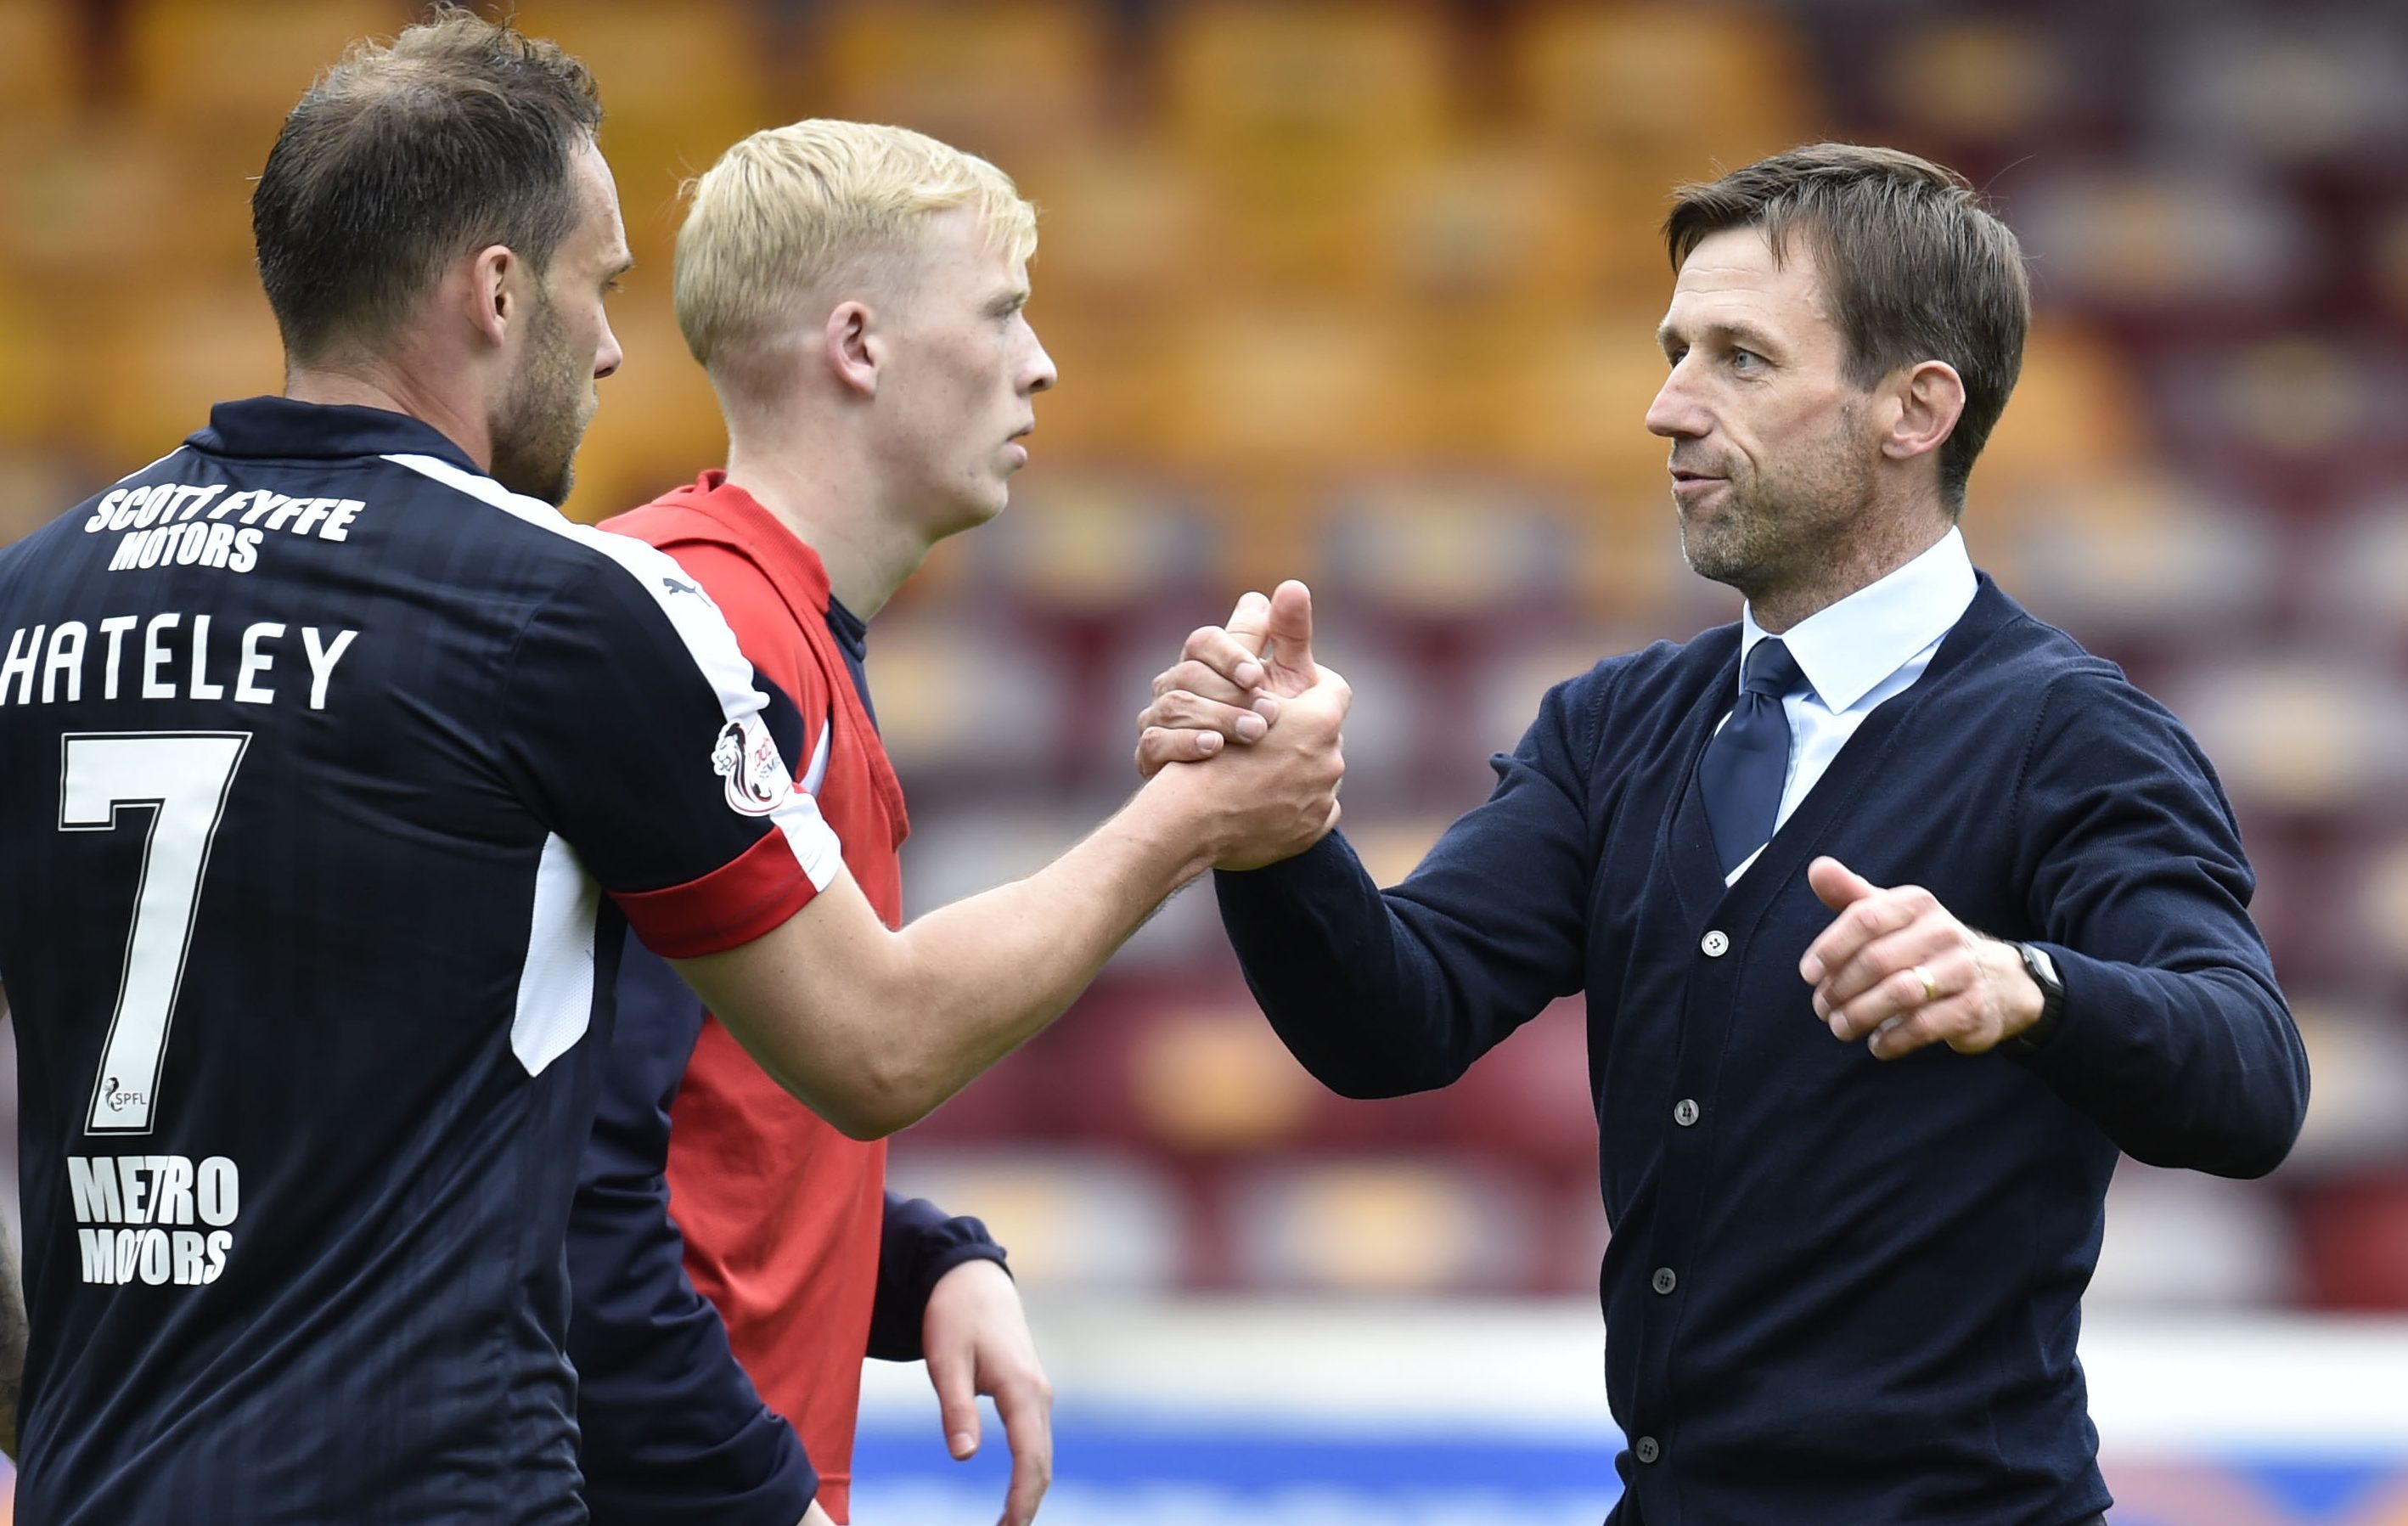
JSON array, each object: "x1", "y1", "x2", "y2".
[{"x1": 564, "y1": 123, "x2": 1339, "y2": 1526}]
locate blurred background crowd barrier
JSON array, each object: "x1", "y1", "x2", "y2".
[{"x1": 3, "y1": 0, "x2": 2405, "y2": 1520}]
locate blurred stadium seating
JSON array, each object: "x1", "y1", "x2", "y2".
[{"x1": 2, "y1": 0, "x2": 2400, "y2": 1332}]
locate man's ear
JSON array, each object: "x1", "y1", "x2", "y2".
[
  {"x1": 464, "y1": 244, "x2": 518, "y2": 351},
  {"x1": 824, "y1": 301, "x2": 880, "y2": 398},
  {"x1": 1884, "y1": 359, "x2": 1966, "y2": 465}
]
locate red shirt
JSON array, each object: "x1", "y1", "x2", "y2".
[{"x1": 605, "y1": 472, "x2": 909, "y2": 1524}]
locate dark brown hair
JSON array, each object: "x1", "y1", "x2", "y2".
[
  {"x1": 252, "y1": 7, "x2": 603, "y2": 363},
  {"x1": 1665, "y1": 144, "x2": 2029, "y2": 515}
]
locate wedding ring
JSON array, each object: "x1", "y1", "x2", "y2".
[{"x1": 1911, "y1": 964, "x2": 1938, "y2": 1004}]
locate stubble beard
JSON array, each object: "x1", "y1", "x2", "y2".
[
  {"x1": 488, "y1": 295, "x2": 592, "y2": 507},
  {"x1": 1676, "y1": 409, "x2": 1876, "y2": 609}
]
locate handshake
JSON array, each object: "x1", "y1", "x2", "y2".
[{"x1": 1132, "y1": 580, "x2": 1352, "y2": 875}]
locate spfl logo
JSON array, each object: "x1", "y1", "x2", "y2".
[
  {"x1": 712, "y1": 718, "x2": 786, "y2": 817},
  {"x1": 103, "y1": 1077, "x2": 145, "y2": 1113}
]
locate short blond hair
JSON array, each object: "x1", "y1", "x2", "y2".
[{"x1": 675, "y1": 119, "x2": 1037, "y2": 379}]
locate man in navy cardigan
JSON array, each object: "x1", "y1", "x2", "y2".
[{"x1": 1135, "y1": 144, "x2": 2310, "y2": 1525}]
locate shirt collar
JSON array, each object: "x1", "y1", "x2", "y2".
[
  {"x1": 1740, "y1": 527, "x2": 1978, "y2": 712},
  {"x1": 185, "y1": 396, "x2": 482, "y2": 476},
  {"x1": 672, "y1": 470, "x2": 838, "y2": 616},
  {"x1": 824, "y1": 593, "x2": 869, "y2": 660}
]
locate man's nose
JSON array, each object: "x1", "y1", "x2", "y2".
[
  {"x1": 1646, "y1": 365, "x2": 1704, "y2": 440},
  {"x1": 594, "y1": 318, "x2": 623, "y2": 382}
]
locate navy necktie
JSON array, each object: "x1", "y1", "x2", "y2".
[{"x1": 1699, "y1": 638, "x2": 1809, "y2": 876}]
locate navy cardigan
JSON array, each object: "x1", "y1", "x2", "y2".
[{"x1": 1217, "y1": 576, "x2": 2308, "y2": 1526}]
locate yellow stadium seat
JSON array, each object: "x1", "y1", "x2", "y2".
[
  {"x1": 0, "y1": 449, "x2": 91, "y2": 547},
  {"x1": 1980, "y1": 466, "x2": 2276, "y2": 645},
  {"x1": 126, "y1": 0, "x2": 405, "y2": 159},
  {"x1": 1229, "y1": 1157, "x2": 1543, "y2": 1292},
  {"x1": 979, "y1": 470, "x2": 1215, "y2": 611},
  {"x1": 1878, "y1": 17, "x2": 2067, "y2": 146},
  {"x1": 887, "y1": 1146, "x2": 1188, "y2": 1293},
  {"x1": 1572, "y1": 492, "x2": 1689, "y2": 626},
  {"x1": 1975, "y1": 321, "x2": 2152, "y2": 505},
  {"x1": 807, "y1": 0, "x2": 1107, "y2": 160},
  {"x1": 80, "y1": 274, "x2": 285, "y2": 465},
  {"x1": 1367, "y1": 140, "x2": 1611, "y2": 311},
  {"x1": 2158, "y1": 650, "x2": 2396, "y2": 814},
  {"x1": 1003, "y1": 142, "x2": 1213, "y2": 316},
  {"x1": 1477, "y1": 315, "x2": 1677, "y2": 485},
  {"x1": 1514, "y1": 3, "x2": 1819, "y2": 176},
  {"x1": 991, "y1": 309, "x2": 1147, "y2": 457},
  {"x1": 0, "y1": 262, "x2": 65, "y2": 445},
  {"x1": 1128, "y1": 1005, "x2": 1320, "y2": 1151},
  {"x1": 1365, "y1": 139, "x2": 1682, "y2": 314},
  {"x1": 1323, "y1": 483, "x2": 1574, "y2": 616},
  {"x1": 0, "y1": 121, "x2": 255, "y2": 286},
  {"x1": 1419, "y1": 307, "x2": 1696, "y2": 626},
  {"x1": 1159, "y1": 304, "x2": 1422, "y2": 479},
  {"x1": 1162, "y1": 2, "x2": 1456, "y2": 293},
  {"x1": 1164, "y1": 1, "x2": 1453, "y2": 164},
  {"x1": 502, "y1": 0, "x2": 773, "y2": 242},
  {"x1": 0, "y1": 0, "x2": 77, "y2": 133}
]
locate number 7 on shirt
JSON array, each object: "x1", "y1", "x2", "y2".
[{"x1": 59, "y1": 730, "x2": 250, "y2": 1135}]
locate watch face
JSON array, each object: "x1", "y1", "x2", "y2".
[{"x1": 2024, "y1": 944, "x2": 2062, "y2": 991}]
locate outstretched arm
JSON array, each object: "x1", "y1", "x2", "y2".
[
  {"x1": 674, "y1": 614, "x2": 1348, "y2": 1140},
  {"x1": 674, "y1": 711, "x2": 1342, "y2": 1140}
]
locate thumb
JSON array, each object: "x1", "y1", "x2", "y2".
[
  {"x1": 928, "y1": 1344, "x2": 982, "y2": 1461},
  {"x1": 1224, "y1": 588, "x2": 1273, "y2": 659},
  {"x1": 1263, "y1": 579, "x2": 1315, "y2": 685},
  {"x1": 1807, "y1": 855, "x2": 1879, "y2": 913}
]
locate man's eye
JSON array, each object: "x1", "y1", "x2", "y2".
[
  {"x1": 1731, "y1": 347, "x2": 1762, "y2": 369},
  {"x1": 1665, "y1": 347, "x2": 1688, "y2": 368}
]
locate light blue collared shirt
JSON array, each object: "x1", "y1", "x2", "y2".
[{"x1": 1725, "y1": 527, "x2": 1980, "y2": 883}]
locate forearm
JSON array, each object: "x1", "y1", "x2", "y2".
[
  {"x1": 1217, "y1": 835, "x2": 1437, "y2": 1095},
  {"x1": 684, "y1": 785, "x2": 1209, "y2": 1139},
  {"x1": 2014, "y1": 949, "x2": 2307, "y2": 1178},
  {"x1": 1220, "y1": 688, "x2": 1598, "y2": 1096},
  {"x1": 688, "y1": 706, "x2": 1345, "y2": 1139},
  {"x1": 856, "y1": 780, "x2": 1212, "y2": 1126},
  {"x1": 1218, "y1": 833, "x2": 1537, "y2": 1098}
]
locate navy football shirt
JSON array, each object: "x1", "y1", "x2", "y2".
[{"x1": 0, "y1": 397, "x2": 841, "y2": 1525}]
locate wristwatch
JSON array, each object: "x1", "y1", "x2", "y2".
[{"x1": 2008, "y1": 942, "x2": 2064, "y2": 1050}]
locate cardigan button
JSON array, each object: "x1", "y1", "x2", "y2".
[
  {"x1": 1701, "y1": 929, "x2": 1730, "y2": 957},
  {"x1": 1634, "y1": 1436, "x2": 1662, "y2": 1464},
  {"x1": 1652, "y1": 1267, "x2": 1679, "y2": 1295},
  {"x1": 1674, "y1": 1098, "x2": 1700, "y2": 1127}
]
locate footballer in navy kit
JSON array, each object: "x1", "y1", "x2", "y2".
[
  {"x1": 0, "y1": 15, "x2": 1349, "y2": 1525},
  {"x1": 0, "y1": 391, "x2": 849, "y2": 1523},
  {"x1": 0, "y1": 24, "x2": 852, "y2": 1523}
]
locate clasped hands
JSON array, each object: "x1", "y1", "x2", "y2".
[
  {"x1": 1135, "y1": 580, "x2": 1350, "y2": 872},
  {"x1": 1136, "y1": 598, "x2": 2042, "y2": 1058}
]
